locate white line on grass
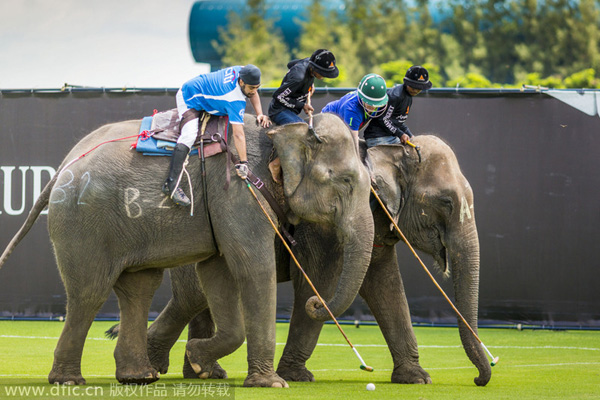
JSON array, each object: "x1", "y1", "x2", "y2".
[
  {"x1": 2, "y1": 362, "x2": 599, "y2": 378},
  {"x1": 2, "y1": 335, "x2": 599, "y2": 352}
]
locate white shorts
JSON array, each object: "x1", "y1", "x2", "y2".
[{"x1": 175, "y1": 89, "x2": 200, "y2": 148}]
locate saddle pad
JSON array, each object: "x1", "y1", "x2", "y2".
[
  {"x1": 135, "y1": 116, "x2": 199, "y2": 157},
  {"x1": 150, "y1": 108, "x2": 228, "y2": 147},
  {"x1": 134, "y1": 111, "x2": 229, "y2": 157}
]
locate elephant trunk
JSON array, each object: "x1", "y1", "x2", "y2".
[
  {"x1": 305, "y1": 207, "x2": 374, "y2": 321},
  {"x1": 450, "y1": 225, "x2": 492, "y2": 386}
]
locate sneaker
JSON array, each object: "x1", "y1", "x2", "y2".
[{"x1": 171, "y1": 187, "x2": 191, "y2": 207}]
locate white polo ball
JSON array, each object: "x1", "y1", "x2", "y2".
[{"x1": 366, "y1": 383, "x2": 376, "y2": 391}]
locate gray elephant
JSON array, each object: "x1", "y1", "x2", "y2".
[
  {"x1": 0, "y1": 113, "x2": 374, "y2": 387},
  {"x1": 139, "y1": 134, "x2": 491, "y2": 386}
]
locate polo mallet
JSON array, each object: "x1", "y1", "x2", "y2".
[
  {"x1": 307, "y1": 88, "x2": 323, "y2": 143},
  {"x1": 369, "y1": 186, "x2": 499, "y2": 366},
  {"x1": 405, "y1": 139, "x2": 422, "y2": 163},
  {"x1": 246, "y1": 182, "x2": 374, "y2": 372}
]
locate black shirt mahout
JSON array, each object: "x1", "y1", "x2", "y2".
[
  {"x1": 364, "y1": 84, "x2": 414, "y2": 140},
  {"x1": 268, "y1": 58, "x2": 315, "y2": 118}
]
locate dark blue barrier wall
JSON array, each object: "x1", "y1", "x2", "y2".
[{"x1": 1, "y1": 88, "x2": 599, "y2": 327}]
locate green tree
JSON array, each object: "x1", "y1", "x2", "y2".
[
  {"x1": 442, "y1": 0, "x2": 487, "y2": 81},
  {"x1": 295, "y1": 0, "x2": 363, "y2": 87},
  {"x1": 446, "y1": 72, "x2": 501, "y2": 88},
  {"x1": 212, "y1": 0, "x2": 290, "y2": 87},
  {"x1": 380, "y1": 60, "x2": 443, "y2": 88},
  {"x1": 564, "y1": 68, "x2": 600, "y2": 88}
]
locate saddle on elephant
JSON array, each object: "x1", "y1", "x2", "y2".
[{"x1": 134, "y1": 108, "x2": 229, "y2": 158}]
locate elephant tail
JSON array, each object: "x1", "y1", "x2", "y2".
[
  {"x1": 105, "y1": 324, "x2": 120, "y2": 340},
  {"x1": 0, "y1": 172, "x2": 58, "y2": 270}
]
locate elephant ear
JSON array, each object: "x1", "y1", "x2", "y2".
[
  {"x1": 267, "y1": 122, "x2": 311, "y2": 198},
  {"x1": 367, "y1": 145, "x2": 407, "y2": 216}
]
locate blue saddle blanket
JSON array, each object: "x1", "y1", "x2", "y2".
[{"x1": 135, "y1": 116, "x2": 199, "y2": 156}]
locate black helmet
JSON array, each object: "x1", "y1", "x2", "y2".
[
  {"x1": 309, "y1": 49, "x2": 339, "y2": 79},
  {"x1": 403, "y1": 65, "x2": 432, "y2": 90},
  {"x1": 239, "y1": 64, "x2": 261, "y2": 85}
]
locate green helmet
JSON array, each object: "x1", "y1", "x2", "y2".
[{"x1": 357, "y1": 73, "x2": 388, "y2": 108}]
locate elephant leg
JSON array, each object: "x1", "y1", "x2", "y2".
[
  {"x1": 359, "y1": 245, "x2": 431, "y2": 384},
  {"x1": 146, "y1": 265, "x2": 211, "y2": 376},
  {"x1": 113, "y1": 268, "x2": 164, "y2": 384},
  {"x1": 185, "y1": 255, "x2": 246, "y2": 379},
  {"x1": 237, "y1": 261, "x2": 288, "y2": 388},
  {"x1": 49, "y1": 259, "x2": 116, "y2": 385},
  {"x1": 276, "y1": 278, "x2": 333, "y2": 382},
  {"x1": 183, "y1": 309, "x2": 228, "y2": 379}
]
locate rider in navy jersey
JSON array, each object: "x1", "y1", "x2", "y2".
[
  {"x1": 364, "y1": 65, "x2": 432, "y2": 148},
  {"x1": 268, "y1": 49, "x2": 339, "y2": 125},
  {"x1": 266, "y1": 49, "x2": 339, "y2": 182}
]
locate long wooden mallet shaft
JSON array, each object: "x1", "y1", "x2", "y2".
[{"x1": 369, "y1": 186, "x2": 499, "y2": 366}]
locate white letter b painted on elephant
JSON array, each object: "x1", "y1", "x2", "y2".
[{"x1": 124, "y1": 188, "x2": 143, "y2": 219}]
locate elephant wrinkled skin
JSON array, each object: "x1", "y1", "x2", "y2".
[
  {"x1": 0, "y1": 113, "x2": 374, "y2": 388},
  {"x1": 141, "y1": 134, "x2": 491, "y2": 386}
]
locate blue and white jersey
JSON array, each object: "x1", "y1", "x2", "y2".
[
  {"x1": 181, "y1": 66, "x2": 247, "y2": 124},
  {"x1": 321, "y1": 91, "x2": 366, "y2": 131}
]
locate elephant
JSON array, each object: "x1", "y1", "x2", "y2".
[
  {"x1": 0, "y1": 112, "x2": 375, "y2": 387},
  {"x1": 135, "y1": 133, "x2": 491, "y2": 386}
]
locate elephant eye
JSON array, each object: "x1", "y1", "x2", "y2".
[{"x1": 438, "y1": 195, "x2": 454, "y2": 216}]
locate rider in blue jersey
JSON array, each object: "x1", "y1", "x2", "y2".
[
  {"x1": 322, "y1": 73, "x2": 388, "y2": 144},
  {"x1": 163, "y1": 65, "x2": 271, "y2": 207}
]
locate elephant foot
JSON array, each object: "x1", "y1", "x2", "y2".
[
  {"x1": 48, "y1": 369, "x2": 86, "y2": 385},
  {"x1": 183, "y1": 360, "x2": 228, "y2": 379},
  {"x1": 276, "y1": 364, "x2": 315, "y2": 382},
  {"x1": 243, "y1": 371, "x2": 289, "y2": 388},
  {"x1": 391, "y1": 363, "x2": 432, "y2": 384},
  {"x1": 116, "y1": 367, "x2": 160, "y2": 385},
  {"x1": 148, "y1": 346, "x2": 170, "y2": 374},
  {"x1": 185, "y1": 350, "x2": 215, "y2": 379}
]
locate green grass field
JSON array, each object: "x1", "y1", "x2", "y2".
[{"x1": 0, "y1": 320, "x2": 598, "y2": 399}]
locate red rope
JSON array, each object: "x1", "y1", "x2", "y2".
[{"x1": 75, "y1": 133, "x2": 146, "y2": 161}]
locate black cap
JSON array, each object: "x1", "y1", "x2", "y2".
[
  {"x1": 309, "y1": 49, "x2": 339, "y2": 79},
  {"x1": 239, "y1": 64, "x2": 261, "y2": 85},
  {"x1": 403, "y1": 66, "x2": 432, "y2": 90}
]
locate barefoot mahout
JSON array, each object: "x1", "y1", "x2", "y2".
[
  {"x1": 126, "y1": 134, "x2": 491, "y2": 386},
  {"x1": 0, "y1": 113, "x2": 374, "y2": 387}
]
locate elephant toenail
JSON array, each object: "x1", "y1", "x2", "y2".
[
  {"x1": 199, "y1": 372, "x2": 210, "y2": 379},
  {"x1": 190, "y1": 362, "x2": 202, "y2": 374}
]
